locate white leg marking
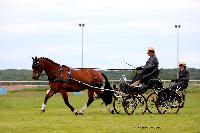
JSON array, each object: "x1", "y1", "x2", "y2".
[
  {"x1": 80, "y1": 104, "x2": 87, "y2": 113},
  {"x1": 41, "y1": 103, "x2": 46, "y2": 111},
  {"x1": 73, "y1": 110, "x2": 78, "y2": 114},
  {"x1": 106, "y1": 105, "x2": 113, "y2": 113}
]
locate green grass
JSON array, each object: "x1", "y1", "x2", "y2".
[{"x1": 0, "y1": 86, "x2": 200, "y2": 133}]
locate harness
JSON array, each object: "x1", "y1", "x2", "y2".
[
  {"x1": 67, "y1": 67, "x2": 73, "y2": 82},
  {"x1": 52, "y1": 66, "x2": 73, "y2": 83},
  {"x1": 32, "y1": 57, "x2": 113, "y2": 92},
  {"x1": 53, "y1": 67, "x2": 110, "y2": 91},
  {"x1": 37, "y1": 64, "x2": 114, "y2": 92}
]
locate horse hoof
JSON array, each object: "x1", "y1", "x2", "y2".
[
  {"x1": 40, "y1": 109, "x2": 45, "y2": 114},
  {"x1": 74, "y1": 112, "x2": 79, "y2": 115},
  {"x1": 79, "y1": 112, "x2": 84, "y2": 115},
  {"x1": 111, "y1": 110, "x2": 114, "y2": 114}
]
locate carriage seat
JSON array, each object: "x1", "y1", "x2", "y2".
[
  {"x1": 141, "y1": 69, "x2": 160, "y2": 84},
  {"x1": 141, "y1": 69, "x2": 163, "y2": 90},
  {"x1": 147, "y1": 79, "x2": 163, "y2": 89}
]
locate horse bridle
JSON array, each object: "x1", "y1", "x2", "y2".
[
  {"x1": 32, "y1": 58, "x2": 68, "y2": 81},
  {"x1": 32, "y1": 58, "x2": 45, "y2": 79}
]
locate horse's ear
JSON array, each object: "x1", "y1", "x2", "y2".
[{"x1": 32, "y1": 57, "x2": 34, "y2": 60}]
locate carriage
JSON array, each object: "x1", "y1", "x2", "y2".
[{"x1": 112, "y1": 69, "x2": 187, "y2": 115}]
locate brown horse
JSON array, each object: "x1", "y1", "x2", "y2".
[{"x1": 32, "y1": 57, "x2": 114, "y2": 115}]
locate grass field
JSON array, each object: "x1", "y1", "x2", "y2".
[{"x1": 0, "y1": 86, "x2": 200, "y2": 133}]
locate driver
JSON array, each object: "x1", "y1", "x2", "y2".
[{"x1": 130, "y1": 47, "x2": 159, "y2": 87}]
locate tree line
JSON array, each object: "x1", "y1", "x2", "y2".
[{"x1": 0, "y1": 68, "x2": 199, "y2": 81}]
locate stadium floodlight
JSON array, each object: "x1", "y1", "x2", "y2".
[
  {"x1": 79, "y1": 23, "x2": 85, "y2": 68},
  {"x1": 175, "y1": 24, "x2": 181, "y2": 78}
]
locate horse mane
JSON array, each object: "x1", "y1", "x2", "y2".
[
  {"x1": 39, "y1": 57, "x2": 71, "y2": 69},
  {"x1": 39, "y1": 57, "x2": 61, "y2": 66}
]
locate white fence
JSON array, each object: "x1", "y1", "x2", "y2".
[{"x1": 0, "y1": 80, "x2": 200, "y2": 87}]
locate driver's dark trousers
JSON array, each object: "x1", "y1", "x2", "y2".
[{"x1": 170, "y1": 81, "x2": 187, "y2": 91}]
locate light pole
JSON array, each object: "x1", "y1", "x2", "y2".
[
  {"x1": 175, "y1": 24, "x2": 181, "y2": 79},
  {"x1": 79, "y1": 23, "x2": 85, "y2": 68}
]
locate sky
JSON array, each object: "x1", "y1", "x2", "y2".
[{"x1": 0, "y1": 0, "x2": 200, "y2": 70}]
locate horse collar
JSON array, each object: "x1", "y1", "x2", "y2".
[
  {"x1": 67, "y1": 68, "x2": 73, "y2": 82},
  {"x1": 60, "y1": 65, "x2": 63, "y2": 77}
]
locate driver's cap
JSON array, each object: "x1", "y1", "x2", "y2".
[
  {"x1": 147, "y1": 47, "x2": 155, "y2": 52},
  {"x1": 179, "y1": 61, "x2": 186, "y2": 66}
]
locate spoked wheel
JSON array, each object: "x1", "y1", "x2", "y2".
[
  {"x1": 133, "y1": 94, "x2": 147, "y2": 115},
  {"x1": 177, "y1": 90, "x2": 186, "y2": 108},
  {"x1": 123, "y1": 94, "x2": 134, "y2": 115},
  {"x1": 123, "y1": 94, "x2": 147, "y2": 115},
  {"x1": 156, "y1": 89, "x2": 181, "y2": 114},
  {"x1": 113, "y1": 96, "x2": 124, "y2": 114},
  {"x1": 146, "y1": 92, "x2": 159, "y2": 113}
]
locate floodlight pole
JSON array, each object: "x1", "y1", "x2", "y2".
[
  {"x1": 79, "y1": 23, "x2": 85, "y2": 68},
  {"x1": 175, "y1": 25, "x2": 181, "y2": 79}
]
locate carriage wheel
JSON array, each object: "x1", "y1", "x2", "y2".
[
  {"x1": 123, "y1": 94, "x2": 135, "y2": 115},
  {"x1": 166, "y1": 90, "x2": 181, "y2": 114},
  {"x1": 132, "y1": 94, "x2": 147, "y2": 115},
  {"x1": 177, "y1": 90, "x2": 186, "y2": 108},
  {"x1": 146, "y1": 92, "x2": 159, "y2": 113},
  {"x1": 113, "y1": 97, "x2": 124, "y2": 114},
  {"x1": 156, "y1": 89, "x2": 181, "y2": 114},
  {"x1": 123, "y1": 94, "x2": 147, "y2": 115}
]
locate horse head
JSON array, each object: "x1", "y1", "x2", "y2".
[{"x1": 32, "y1": 56, "x2": 43, "y2": 80}]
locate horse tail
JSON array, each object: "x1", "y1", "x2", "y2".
[
  {"x1": 101, "y1": 72, "x2": 109, "y2": 84},
  {"x1": 100, "y1": 72, "x2": 113, "y2": 105}
]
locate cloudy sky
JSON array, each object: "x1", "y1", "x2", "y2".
[{"x1": 0, "y1": 0, "x2": 200, "y2": 69}]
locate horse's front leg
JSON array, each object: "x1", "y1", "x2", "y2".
[
  {"x1": 41, "y1": 89, "x2": 55, "y2": 113},
  {"x1": 60, "y1": 90, "x2": 78, "y2": 115}
]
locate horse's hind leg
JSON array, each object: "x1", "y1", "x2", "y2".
[
  {"x1": 41, "y1": 89, "x2": 55, "y2": 113},
  {"x1": 60, "y1": 90, "x2": 78, "y2": 115},
  {"x1": 79, "y1": 90, "x2": 95, "y2": 115}
]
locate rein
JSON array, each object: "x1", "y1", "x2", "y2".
[
  {"x1": 46, "y1": 67, "x2": 115, "y2": 92},
  {"x1": 69, "y1": 77, "x2": 116, "y2": 92}
]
